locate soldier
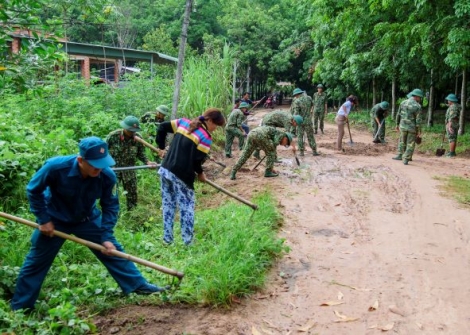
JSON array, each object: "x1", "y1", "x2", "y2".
[
  {"x1": 230, "y1": 126, "x2": 295, "y2": 180},
  {"x1": 225, "y1": 102, "x2": 249, "y2": 158},
  {"x1": 371, "y1": 101, "x2": 389, "y2": 143},
  {"x1": 393, "y1": 89, "x2": 423, "y2": 165},
  {"x1": 290, "y1": 88, "x2": 319, "y2": 156},
  {"x1": 106, "y1": 116, "x2": 157, "y2": 210},
  {"x1": 253, "y1": 111, "x2": 303, "y2": 160},
  {"x1": 313, "y1": 84, "x2": 328, "y2": 134},
  {"x1": 444, "y1": 93, "x2": 461, "y2": 157}
]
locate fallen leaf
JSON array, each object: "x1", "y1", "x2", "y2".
[
  {"x1": 368, "y1": 324, "x2": 378, "y2": 329},
  {"x1": 262, "y1": 319, "x2": 279, "y2": 330},
  {"x1": 342, "y1": 251, "x2": 354, "y2": 254},
  {"x1": 416, "y1": 322, "x2": 423, "y2": 330},
  {"x1": 260, "y1": 327, "x2": 274, "y2": 335},
  {"x1": 389, "y1": 304, "x2": 406, "y2": 316},
  {"x1": 337, "y1": 291, "x2": 344, "y2": 300},
  {"x1": 333, "y1": 310, "x2": 359, "y2": 322},
  {"x1": 297, "y1": 320, "x2": 317, "y2": 332},
  {"x1": 335, "y1": 203, "x2": 341, "y2": 206},
  {"x1": 368, "y1": 300, "x2": 379, "y2": 311},
  {"x1": 320, "y1": 301, "x2": 345, "y2": 306},
  {"x1": 381, "y1": 322, "x2": 394, "y2": 331},
  {"x1": 251, "y1": 326, "x2": 262, "y2": 335}
]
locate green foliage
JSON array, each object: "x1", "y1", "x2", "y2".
[{"x1": 436, "y1": 175, "x2": 470, "y2": 206}]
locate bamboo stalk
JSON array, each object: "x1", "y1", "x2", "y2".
[{"x1": 0, "y1": 211, "x2": 184, "y2": 279}]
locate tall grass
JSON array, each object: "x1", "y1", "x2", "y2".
[{"x1": 179, "y1": 44, "x2": 233, "y2": 118}]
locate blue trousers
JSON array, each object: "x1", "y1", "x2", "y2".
[
  {"x1": 11, "y1": 217, "x2": 146, "y2": 310},
  {"x1": 160, "y1": 174, "x2": 195, "y2": 245}
]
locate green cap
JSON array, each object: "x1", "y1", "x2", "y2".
[
  {"x1": 120, "y1": 116, "x2": 141, "y2": 132},
  {"x1": 409, "y1": 89, "x2": 424, "y2": 98},
  {"x1": 156, "y1": 105, "x2": 170, "y2": 116},
  {"x1": 445, "y1": 93, "x2": 458, "y2": 102},
  {"x1": 317, "y1": 84, "x2": 324, "y2": 88},
  {"x1": 379, "y1": 101, "x2": 389, "y2": 110},
  {"x1": 239, "y1": 102, "x2": 250, "y2": 109},
  {"x1": 292, "y1": 88, "x2": 304, "y2": 96},
  {"x1": 292, "y1": 115, "x2": 303, "y2": 125},
  {"x1": 285, "y1": 132, "x2": 294, "y2": 145},
  {"x1": 406, "y1": 93, "x2": 412, "y2": 98}
]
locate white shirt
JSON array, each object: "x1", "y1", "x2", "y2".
[{"x1": 337, "y1": 100, "x2": 353, "y2": 116}]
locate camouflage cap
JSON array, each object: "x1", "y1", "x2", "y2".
[
  {"x1": 317, "y1": 84, "x2": 324, "y2": 88},
  {"x1": 284, "y1": 132, "x2": 294, "y2": 145},
  {"x1": 445, "y1": 93, "x2": 458, "y2": 102},
  {"x1": 156, "y1": 105, "x2": 170, "y2": 116},
  {"x1": 120, "y1": 116, "x2": 141, "y2": 132}
]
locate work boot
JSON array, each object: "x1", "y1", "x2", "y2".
[
  {"x1": 392, "y1": 155, "x2": 402, "y2": 160},
  {"x1": 253, "y1": 152, "x2": 261, "y2": 159},
  {"x1": 264, "y1": 170, "x2": 279, "y2": 178},
  {"x1": 312, "y1": 151, "x2": 320, "y2": 156},
  {"x1": 380, "y1": 139, "x2": 387, "y2": 144},
  {"x1": 314, "y1": 129, "x2": 318, "y2": 134},
  {"x1": 225, "y1": 154, "x2": 232, "y2": 158},
  {"x1": 446, "y1": 151, "x2": 456, "y2": 157},
  {"x1": 230, "y1": 171, "x2": 236, "y2": 180},
  {"x1": 299, "y1": 151, "x2": 305, "y2": 157},
  {"x1": 403, "y1": 159, "x2": 409, "y2": 165},
  {"x1": 134, "y1": 283, "x2": 170, "y2": 295},
  {"x1": 321, "y1": 129, "x2": 324, "y2": 134}
]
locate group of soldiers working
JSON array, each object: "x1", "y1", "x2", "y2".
[
  {"x1": 226, "y1": 85, "x2": 328, "y2": 180},
  {"x1": 369, "y1": 89, "x2": 462, "y2": 165}
]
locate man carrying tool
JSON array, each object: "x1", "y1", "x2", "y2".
[
  {"x1": 444, "y1": 93, "x2": 461, "y2": 158},
  {"x1": 106, "y1": 116, "x2": 157, "y2": 211},
  {"x1": 371, "y1": 101, "x2": 389, "y2": 143},
  {"x1": 393, "y1": 89, "x2": 423, "y2": 165},
  {"x1": 240, "y1": 92, "x2": 261, "y2": 135},
  {"x1": 11, "y1": 137, "x2": 166, "y2": 311},
  {"x1": 140, "y1": 105, "x2": 170, "y2": 126},
  {"x1": 230, "y1": 126, "x2": 295, "y2": 180},
  {"x1": 313, "y1": 84, "x2": 328, "y2": 134},
  {"x1": 225, "y1": 102, "x2": 249, "y2": 158},
  {"x1": 290, "y1": 88, "x2": 319, "y2": 156},
  {"x1": 252, "y1": 111, "x2": 303, "y2": 160}
]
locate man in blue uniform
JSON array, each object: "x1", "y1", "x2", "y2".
[{"x1": 11, "y1": 137, "x2": 165, "y2": 311}]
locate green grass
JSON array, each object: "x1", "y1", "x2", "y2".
[{"x1": 436, "y1": 175, "x2": 470, "y2": 206}]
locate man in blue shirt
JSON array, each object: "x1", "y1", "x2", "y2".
[{"x1": 11, "y1": 137, "x2": 166, "y2": 311}]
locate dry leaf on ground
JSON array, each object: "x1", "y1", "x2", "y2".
[
  {"x1": 251, "y1": 325, "x2": 262, "y2": 335},
  {"x1": 389, "y1": 304, "x2": 406, "y2": 316},
  {"x1": 320, "y1": 301, "x2": 344, "y2": 306},
  {"x1": 337, "y1": 291, "x2": 344, "y2": 300},
  {"x1": 381, "y1": 322, "x2": 394, "y2": 331},
  {"x1": 333, "y1": 310, "x2": 360, "y2": 322},
  {"x1": 297, "y1": 320, "x2": 317, "y2": 332},
  {"x1": 368, "y1": 300, "x2": 379, "y2": 311}
]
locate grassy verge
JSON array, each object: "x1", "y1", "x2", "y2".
[
  {"x1": 435, "y1": 175, "x2": 470, "y2": 206},
  {"x1": 0, "y1": 184, "x2": 286, "y2": 334}
]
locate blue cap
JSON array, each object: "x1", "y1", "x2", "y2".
[{"x1": 79, "y1": 136, "x2": 115, "y2": 169}]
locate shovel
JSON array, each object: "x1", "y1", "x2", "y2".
[
  {"x1": 346, "y1": 121, "x2": 354, "y2": 146},
  {"x1": 435, "y1": 129, "x2": 446, "y2": 156},
  {"x1": 251, "y1": 155, "x2": 266, "y2": 171}
]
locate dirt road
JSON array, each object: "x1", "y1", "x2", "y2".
[{"x1": 98, "y1": 108, "x2": 470, "y2": 334}]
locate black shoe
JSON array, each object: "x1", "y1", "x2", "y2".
[
  {"x1": 312, "y1": 151, "x2": 320, "y2": 156},
  {"x1": 225, "y1": 154, "x2": 232, "y2": 158},
  {"x1": 403, "y1": 159, "x2": 409, "y2": 165},
  {"x1": 392, "y1": 155, "x2": 402, "y2": 160},
  {"x1": 314, "y1": 130, "x2": 318, "y2": 134},
  {"x1": 134, "y1": 283, "x2": 170, "y2": 295}
]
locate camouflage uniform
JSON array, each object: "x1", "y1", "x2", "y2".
[
  {"x1": 106, "y1": 130, "x2": 149, "y2": 210},
  {"x1": 445, "y1": 103, "x2": 461, "y2": 143},
  {"x1": 291, "y1": 94, "x2": 317, "y2": 154},
  {"x1": 232, "y1": 126, "x2": 284, "y2": 174},
  {"x1": 253, "y1": 110, "x2": 293, "y2": 159},
  {"x1": 225, "y1": 109, "x2": 246, "y2": 156},
  {"x1": 370, "y1": 103, "x2": 388, "y2": 142},
  {"x1": 313, "y1": 91, "x2": 327, "y2": 132},
  {"x1": 395, "y1": 98, "x2": 422, "y2": 161}
]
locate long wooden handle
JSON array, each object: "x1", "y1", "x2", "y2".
[
  {"x1": 0, "y1": 211, "x2": 184, "y2": 279},
  {"x1": 134, "y1": 136, "x2": 258, "y2": 210},
  {"x1": 134, "y1": 136, "x2": 162, "y2": 153}
]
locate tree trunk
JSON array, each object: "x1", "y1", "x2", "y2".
[
  {"x1": 427, "y1": 69, "x2": 434, "y2": 127},
  {"x1": 232, "y1": 60, "x2": 237, "y2": 105},
  {"x1": 246, "y1": 66, "x2": 251, "y2": 94},
  {"x1": 459, "y1": 69, "x2": 467, "y2": 135},
  {"x1": 391, "y1": 76, "x2": 396, "y2": 120},
  {"x1": 455, "y1": 72, "x2": 459, "y2": 95},
  {"x1": 372, "y1": 77, "x2": 376, "y2": 107},
  {"x1": 171, "y1": 0, "x2": 193, "y2": 119}
]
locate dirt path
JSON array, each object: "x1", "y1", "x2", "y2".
[{"x1": 98, "y1": 108, "x2": 470, "y2": 335}]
